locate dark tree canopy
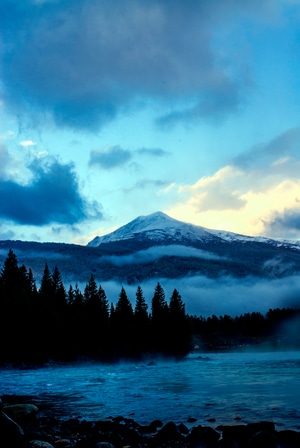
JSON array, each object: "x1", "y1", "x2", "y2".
[{"x1": 0, "y1": 249, "x2": 299, "y2": 364}]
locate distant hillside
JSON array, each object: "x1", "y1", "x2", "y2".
[{"x1": 1, "y1": 212, "x2": 300, "y2": 285}]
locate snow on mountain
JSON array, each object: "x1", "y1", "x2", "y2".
[
  {"x1": 87, "y1": 211, "x2": 300, "y2": 248},
  {"x1": 87, "y1": 211, "x2": 208, "y2": 247}
]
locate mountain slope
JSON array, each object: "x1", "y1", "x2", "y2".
[
  {"x1": 88, "y1": 211, "x2": 208, "y2": 246},
  {"x1": 88, "y1": 211, "x2": 300, "y2": 250},
  {"x1": 1, "y1": 212, "x2": 300, "y2": 285}
]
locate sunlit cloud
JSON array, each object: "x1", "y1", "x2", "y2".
[
  {"x1": 19, "y1": 140, "x2": 36, "y2": 147},
  {"x1": 167, "y1": 167, "x2": 300, "y2": 239}
]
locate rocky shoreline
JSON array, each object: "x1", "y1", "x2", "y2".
[{"x1": 1, "y1": 395, "x2": 300, "y2": 448}]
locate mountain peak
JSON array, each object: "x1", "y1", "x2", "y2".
[
  {"x1": 87, "y1": 211, "x2": 300, "y2": 249},
  {"x1": 87, "y1": 211, "x2": 207, "y2": 247}
]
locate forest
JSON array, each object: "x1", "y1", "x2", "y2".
[{"x1": 0, "y1": 249, "x2": 299, "y2": 365}]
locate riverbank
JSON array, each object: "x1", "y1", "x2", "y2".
[{"x1": 1, "y1": 394, "x2": 300, "y2": 448}]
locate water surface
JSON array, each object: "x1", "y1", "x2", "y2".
[{"x1": 1, "y1": 350, "x2": 299, "y2": 430}]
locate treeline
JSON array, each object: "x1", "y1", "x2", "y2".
[
  {"x1": 189, "y1": 307, "x2": 300, "y2": 350},
  {"x1": 0, "y1": 250, "x2": 190, "y2": 364},
  {"x1": 0, "y1": 250, "x2": 299, "y2": 365}
]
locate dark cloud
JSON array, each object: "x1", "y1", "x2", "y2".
[
  {"x1": 89, "y1": 145, "x2": 168, "y2": 170},
  {"x1": 0, "y1": 0, "x2": 270, "y2": 132},
  {"x1": 0, "y1": 158, "x2": 103, "y2": 225},
  {"x1": 121, "y1": 179, "x2": 170, "y2": 194},
  {"x1": 0, "y1": 225, "x2": 15, "y2": 240},
  {"x1": 0, "y1": 145, "x2": 11, "y2": 177},
  {"x1": 137, "y1": 147, "x2": 169, "y2": 157},
  {"x1": 89, "y1": 146, "x2": 132, "y2": 169},
  {"x1": 233, "y1": 127, "x2": 300, "y2": 169},
  {"x1": 156, "y1": 87, "x2": 241, "y2": 128},
  {"x1": 264, "y1": 208, "x2": 300, "y2": 238}
]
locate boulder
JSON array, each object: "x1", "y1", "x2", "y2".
[
  {"x1": 247, "y1": 421, "x2": 275, "y2": 433},
  {"x1": 26, "y1": 441, "x2": 54, "y2": 448},
  {"x1": 155, "y1": 421, "x2": 185, "y2": 441},
  {"x1": 248, "y1": 430, "x2": 278, "y2": 448},
  {"x1": 3, "y1": 403, "x2": 39, "y2": 423},
  {"x1": 95, "y1": 443, "x2": 116, "y2": 448},
  {"x1": 187, "y1": 424, "x2": 220, "y2": 447},
  {"x1": 217, "y1": 424, "x2": 252, "y2": 447},
  {"x1": 0, "y1": 409, "x2": 25, "y2": 447},
  {"x1": 277, "y1": 429, "x2": 300, "y2": 448}
]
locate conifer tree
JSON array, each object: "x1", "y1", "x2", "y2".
[
  {"x1": 82, "y1": 275, "x2": 101, "y2": 356},
  {"x1": 98, "y1": 285, "x2": 110, "y2": 356},
  {"x1": 50, "y1": 266, "x2": 68, "y2": 358},
  {"x1": 52, "y1": 266, "x2": 67, "y2": 310},
  {"x1": 0, "y1": 250, "x2": 36, "y2": 361},
  {"x1": 98, "y1": 285, "x2": 109, "y2": 318},
  {"x1": 67, "y1": 284, "x2": 75, "y2": 307},
  {"x1": 134, "y1": 285, "x2": 148, "y2": 321},
  {"x1": 151, "y1": 282, "x2": 169, "y2": 353},
  {"x1": 115, "y1": 287, "x2": 134, "y2": 320},
  {"x1": 113, "y1": 287, "x2": 134, "y2": 356},
  {"x1": 0, "y1": 249, "x2": 23, "y2": 304},
  {"x1": 68, "y1": 283, "x2": 85, "y2": 356},
  {"x1": 134, "y1": 285, "x2": 150, "y2": 354},
  {"x1": 39, "y1": 263, "x2": 54, "y2": 305},
  {"x1": 169, "y1": 288, "x2": 190, "y2": 355},
  {"x1": 27, "y1": 268, "x2": 38, "y2": 298},
  {"x1": 151, "y1": 282, "x2": 168, "y2": 321},
  {"x1": 84, "y1": 274, "x2": 99, "y2": 306}
]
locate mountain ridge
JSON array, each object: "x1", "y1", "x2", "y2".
[
  {"x1": 1, "y1": 211, "x2": 300, "y2": 285},
  {"x1": 87, "y1": 211, "x2": 300, "y2": 249}
]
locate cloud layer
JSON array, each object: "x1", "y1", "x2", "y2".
[
  {"x1": 89, "y1": 273, "x2": 300, "y2": 318},
  {"x1": 0, "y1": 0, "x2": 277, "y2": 131},
  {"x1": 101, "y1": 244, "x2": 227, "y2": 267}
]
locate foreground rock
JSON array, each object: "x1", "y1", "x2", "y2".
[{"x1": 1, "y1": 396, "x2": 300, "y2": 447}]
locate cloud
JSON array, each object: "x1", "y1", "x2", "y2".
[
  {"x1": 19, "y1": 140, "x2": 36, "y2": 148},
  {"x1": 179, "y1": 166, "x2": 247, "y2": 212},
  {"x1": 89, "y1": 146, "x2": 132, "y2": 169},
  {"x1": 0, "y1": 145, "x2": 10, "y2": 177},
  {"x1": 136, "y1": 147, "x2": 169, "y2": 157},
  {"x1": 101, "y1": 244, "x2": 227, "y2": 267},
  {"x1": 265, "y1": 208, "x2": 300, "y2": 239},
  {"x1": 0, "y1": 0, "x2": 277, "y2": 132},
  {"x1": 156, "y1": 88, "x2": 242, "y2": 128},
  {"x1": 166, "y1": 127, "x2": 300, "y2": 239},
  {"x1": 263, "y1": 256, "x2": 296, "y2": 277},
  {"x1": 233, "y1": 127, "x2": 300, "y2": 171},
  {"x1": 89, "y1": 145, "x2": 169, "y2": 170},
  {"x1": 0, "y1": 224, "x2": 15, "y2": 240},
  {"x1": 85, "y1": 273, "x2": 300, "y2": 317},
  {"x1": 0, "y1": 157, "x2": 103, "y2": 225},
  {"x1": 122, "y1": 179, "x2": 170, "y2": 194}
]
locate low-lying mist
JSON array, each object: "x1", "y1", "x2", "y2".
[
  {"x1": 100, "y1": 244, "x2": 227, "y2": 266},
  {"x1": 77, "y1": 273, "x2": 300, "y2": 318}
]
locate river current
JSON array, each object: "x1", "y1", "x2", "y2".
[{"x1": 1, "y1": 350, "x2": 300, "y2": 430}]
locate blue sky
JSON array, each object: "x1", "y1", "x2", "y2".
[{"x1": 1, "y1": 0, "x2": 300, "y2": 244}]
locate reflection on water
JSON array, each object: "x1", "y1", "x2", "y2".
[{"x1": 1, "y1": 350, "x2": 300, "y2": 430}]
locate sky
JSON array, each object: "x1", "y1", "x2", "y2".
[{"x1": 1, "y1": 0, "x2": 300, "y2": 245}]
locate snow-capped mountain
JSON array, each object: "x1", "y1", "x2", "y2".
[
  {"x1": 87, "y1": 211, "x2": 299, "y2": 249},
  {"x1": 1, "y1": 211, "x2": 300, "y2": 286},
  {"x1": 88, "y1": 211, "x2": 208, "y2": 246}
]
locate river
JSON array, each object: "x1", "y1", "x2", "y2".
[{"x1": 1, "y1": 350, "x2": 300, "y2": 430}]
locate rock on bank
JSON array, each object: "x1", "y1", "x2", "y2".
[{"x1": 1, "y1": 395, "x2": 300, "y2": 447}]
